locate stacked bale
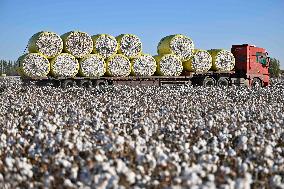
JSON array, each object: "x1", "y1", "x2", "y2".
[
  {"x1": 208, "y1": 49, "x2": 235, "y2": 71},
  {"x1": 18, "y1": 31, "x2": 63, "y2": 77},
  {"x1": 157, "y1": 34, "x2": 194, "y2": 62},
  {"x1": 50, "y1": 53, "x2": 79, "y2": 77},
  {"x1": 116, "y1": 34, "x2": 142, "y2": 59},
  {"x1": 18, "y1": 31, "x2": 97, "y2": 78},
  {"x1": 28, "y1": 31, "x2": 63, "y2": 59},
  {"x1": 100, "y1": 34, "x2": 145, "y2": 77},
  {"x1": 61, "y1": 31, "x2": 93, "y2": 58},
  {"x1": 155, "y1": 34, "x2": 194, "y2": 76},
  {"x1": 92, "y1": 34, "x2": 118, "y2": 59},
  {"x1": 106, "y1": 54, "x2": 131, "y2": 77},
  {"x1": 79, "y1": 54, "x2": 106, "y2": 77},
  {"x1": 18, "y1": 31, "x2": 236, "y2": 79},
  {"x1": 17, "y1": 53, "x2": 50, "y2": 77},
  {"x1": 131, "y1": 54, "x2": 157, "y2": 76},
  {"x1": 183, "y1": 50, "x2": 212, "y2": 72},
  {"x1": 154, "y1": 54, "x2": 183, "y2": 76}
]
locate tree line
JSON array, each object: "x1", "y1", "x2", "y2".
[
  {"x1": 268, "y1": 58, "x2": 281, "y2": 78},
  {"x1": 0, "y1": 60, "x2": 19, "y2": 76},
  {"x1": 0, "y1": 58, "x2": 282, "y2": 77}
]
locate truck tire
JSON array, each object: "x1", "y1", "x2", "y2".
[
  {"x1": 203, "y1": 77, "x2": 215, "y2": 87},
  {"x1": 61, "y1": 80, "x2": 76, "y2": 89},
  {"x1": 252, "y1": 78, "x2": 262, "y2": 88},
  {"x1": 79, "y1": 80, "x2": 92, "y2": 88},
  {"x1": 97, "y1": 80, "x2": 108, "y2": 87},
  {"x1": 217, "y1": 77, "x2": 229, "y2": 87}
]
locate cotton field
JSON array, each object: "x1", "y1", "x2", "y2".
[{"x1": 0, "y1": 77, "x2": 284, "y2": 189}]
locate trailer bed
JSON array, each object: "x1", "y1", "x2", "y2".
[{"x1": 20, "y1": 70, "x2": 246, "y2": 88}]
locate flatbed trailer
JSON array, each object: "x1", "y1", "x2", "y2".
[
  {"x1": 19, "y1": 44, "x2": 270, "y2": 88},
  {"x1": 20, "y1": 70, "x2": 250, "y2": 88}
]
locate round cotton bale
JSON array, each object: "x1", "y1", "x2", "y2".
[
  {"x1": 183, "y1": 50, "x2": 212, "y2": 72},
  {"x1": 17, "y1": 53, "x2": 50, "y2": 77},
  {"x1": 157, "y1": 34, "x2": 194, "y2": 62},
  {"x1": 61, "y1": 31, "x2": 93, "y2": 58},
  {"x1": 131, "y1": 54, "x2": 157, "y2": 76},
  {"x1": 208, "y1": 49, "x2": 235, "y2": 71},
  {"x1": 92, "y1": 34, "x2": 118, "y2": 59},
  {"x1": 79, "y1": 54, "x2": 106, "y2": 77},
  {"x1": 106, "y1": 54, "x2": 131, "y2": 77},
  {"x1": 28, "y1": 31, "x2": 63, "y2": 59},
  {"x1": 116, "y1": 34, "x2": 142, "y2": 59},
  {"x1": 50, "y1": 53, "x2": 79, "y2": 77},
  {"x1": 154, "y1": 54, "x2": 183, "y2": 76}
]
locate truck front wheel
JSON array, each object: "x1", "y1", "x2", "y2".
[{"x1": 252, "y1": 78, "x2": 262, "y2": 88}]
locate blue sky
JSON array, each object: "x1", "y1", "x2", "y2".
[{"x1": 0, "y1": 0, "x2": 283, "y2": 68}]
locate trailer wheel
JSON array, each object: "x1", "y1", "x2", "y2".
[
  {"x1": 203, "y1": 77, "x2": 215, "y2": 87},
  {"x1": 252, "y1": 78, "x2": 262, "y2": 88},
  {"x1": 217, "y1": 77, "x2": 229, "y2": 87},
  {"x1": 62, "y1": 80, "x2": 76, "y2": 89},
  {"x1": 97, "y1": 80, "x2": 108, "y2": 87},
  {"x1": 79, "y1": 80, "x2": 92, "y2": 88}
]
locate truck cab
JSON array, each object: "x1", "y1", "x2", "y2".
[{"x1": 231, "y1": 44, "x2": 270, "y2": 87}]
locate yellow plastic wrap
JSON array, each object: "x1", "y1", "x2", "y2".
[
  {"x1": 131, "y1": 54, "x2": 157, "y2": 76},
  {"x1": 61, "y1": 31, "x2": 93, "y2": 59},
  {"x1": 106, "y1": 54, "x2": 131, "y2": 76},
  {"x1": 157, "y1": 34, "x2": 194, "y2": 62},
  {"x1": 183, "y1": 49, "x2": 212, "y2": 72},
  {"x1": 50, "y1": 53, "x2": 79, "y2": 77},
  {"x1": 208, "y1": 49, "x2": 235, "y2": 71},
  {"x1": 92, "y1": 34, "x2": 118, "y2": 59},
  {"x1": 153, "y1": 54, "x2": 183, "y2": 76},
  {"x1": 28, "y1": 31, "x2": 63, "y2": 59},
  {"x1": 79, "y1": 54, "x2": 106, "y2": 77},
  {"x1": 17, "y1": 53, "x2": 50, "y2": 77},
  {"x1": 116, "y1": 34, "x2": 142, "y2": 59}
]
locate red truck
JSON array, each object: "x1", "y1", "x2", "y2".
[
  {"x1": 231, "y1": 44, "x2": 270, "y2": 87},
  {"x1": 21, "y1": 44, "x2": 270, "y2": 88}
]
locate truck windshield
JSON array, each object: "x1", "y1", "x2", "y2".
[{"x1": 256, "y1": 52, "x2": 267, "y2": 65}]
